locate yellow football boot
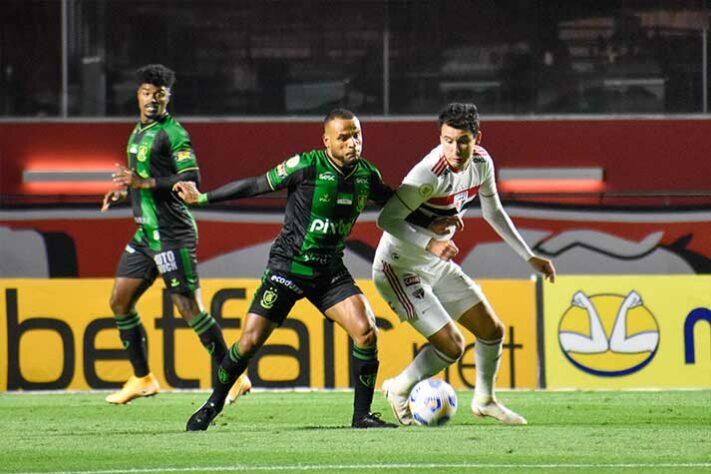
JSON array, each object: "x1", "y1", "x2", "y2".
[
  {"x1": 105, "y1": 373, "x2": 160, "y2": 404},
  {"x1": 225, "y1": 373, "x2": 252, "y2": 406}
]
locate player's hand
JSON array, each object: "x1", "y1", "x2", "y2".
[
  {"x1": 173, "y1": 181, "x2": 200, "y2": 204},
  {"x1": 428, "y1": 216, "x2": 464, "y2": 235},
  {"x1": 528, "y1": 256, "x2": 556, "y2": 283},
  {"x1": 100, "y1": 189, "x2": 127, "y2": 212},
  {"x1": 111, "y1": 163, "x2": 143, "y2": 188},
  {"x1": 426, "y1": 238, "x2": 459, "y2": 261}
]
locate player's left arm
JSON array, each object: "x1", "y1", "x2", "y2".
[
  {"x1": 368, "y1": 169, "x2": 394, "y2": 207},
  {"x1": 112, "y1": 129, "x2": 201, "y2": 191},
  {"x1": 479, "y1": 163, "x2": 556, "y2": 282}
]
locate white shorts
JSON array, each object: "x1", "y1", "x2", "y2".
[{"x1": 372, "y1": 257, "x2": 487, "y2": 337}]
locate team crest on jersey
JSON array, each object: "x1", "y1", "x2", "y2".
[
  {"x1": 419, "y1": 184, "x2": 433, "y2": 197},
  {"x1": 286, "y1": 155, "x2": 300, "y2": 168},
  {"x1": 260, "y1": 287, "x2": 279, "y2": 309},
  {"x1": 356, "y1": 195, "x2": 368, "y2": 212},
  {"x1": 137, "y1": 145, "x2": 149, "y2": 162}
]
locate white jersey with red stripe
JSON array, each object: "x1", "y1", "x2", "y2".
[{"x1": 374, "y1": 143, "x2": 496, "y2": 270}]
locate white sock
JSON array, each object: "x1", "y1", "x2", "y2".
[
  {"x1": 390, "y1": 344, "x2": 457, "y2": 396},
  {"x1": 474, "y1": 337, "x2": 503, "y2": 403}
]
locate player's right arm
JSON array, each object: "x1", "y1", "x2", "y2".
[
  {"x1": 173, "y1": 153, "x2": 309, "y2": 205},
  {"x1": 173, "y1": 175, "x2": 271, "y2": 205},
  {"x1": 377, "y1": 166, "x2": 459, "y2": 260}
]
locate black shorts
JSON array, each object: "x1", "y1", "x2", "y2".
[
  {"x1": 115, "y1": 238, "x2": 199, "y2": 294},
  {"x1": 248, "y1": 266, "x2": 362, "y2": 325}
]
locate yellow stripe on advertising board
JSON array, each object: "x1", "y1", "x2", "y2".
[
  {"x1": 0, "y1": 279, "x2": 537, "y2": 391},
  {"x1": 543, "y1": 275, "x2": 711, "y2": 389}
]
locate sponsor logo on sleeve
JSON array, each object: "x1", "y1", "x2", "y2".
[
  {"x1": 419, "y1": 184, "x2": 433, "y2": 197},
  {"x1": 276, "y1": 163, "x2": 287, "y2": 179},
  {"x1": 286, "y1": 155, "x2": 301, "y2": 168},
  {"x1": 176, "y1": 150, "x2": 193, "y2": 161}
]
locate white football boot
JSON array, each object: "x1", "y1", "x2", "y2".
[
  {"x1": 382, "y1": 378, "x2": 413, "y2": 426},
  {"x1": 471, "y1": 397, "x2": 528, "y2": 425}
]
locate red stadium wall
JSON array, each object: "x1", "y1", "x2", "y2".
[{"x1": 1, "y1": 118, "x2": 711, "y2": 201}]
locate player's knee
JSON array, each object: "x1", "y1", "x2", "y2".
[
  {"x1": 239, "y1": 329, "x2": 267, "y2": 357},
  {"x1": 477, "y1": 314, "x2": 504, "y2": 341},
  {"x1": 483, "y1": 319, "x2": 505, "y2": 341},
  {"x1": 441, "y1": 331, "x2": 465, "y2": 360},
  {"x1": 451, "y1": 331, "x2": 466, "y2": 360},
  {"x1": 109, "y1": 295, "x2": 128, "y2": 315},
  {"x1": 352, "y1": 319, "x2": 378, "y2": 347}
]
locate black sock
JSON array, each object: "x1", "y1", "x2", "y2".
[
  {"x1": 188, "y1": 312, "x2": 228, "y2": 385},
  {"x1": 209, "y1": 343, "x2": 251, "y2": 405},
  {"x1": 115, "y1": 311, "x2": 149, "y2": 377},
  {"x1": 351, "y1": 344, "x2": 379, "y2": 421}
]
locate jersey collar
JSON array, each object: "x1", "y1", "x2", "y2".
[
  {"x1": 137, "y1": 113, "x2": 168, "y2": 133},
  {"x1": 324, "y1": 151, "x2": 360, "y2": 180}
]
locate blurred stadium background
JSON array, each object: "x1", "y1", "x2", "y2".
[{"x1": 0, "y1": 0, "x2": 709, "y2": 396}]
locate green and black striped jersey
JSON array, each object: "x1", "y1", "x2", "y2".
[
  {"x1": 126, "y1": 114, "x2": 199, "y2": 250},
  {"x1": 264, "y1": 149, "x2": 392, "y2": 278}
]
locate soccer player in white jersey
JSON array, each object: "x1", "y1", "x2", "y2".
[{"x1": 373, "y1": 103, "x2": 555, "y2": 425}]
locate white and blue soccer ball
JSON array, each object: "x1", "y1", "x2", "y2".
[{"x1": 408, "y1": 378, "x2": 458, "y2": 426}]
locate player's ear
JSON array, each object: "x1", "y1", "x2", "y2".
[
  {"x1": 322, "y1": 133, "x2": 329, "y2": 149},
  {"x1": 475, "y1": 130, "x2": 482, "y2": 145}
]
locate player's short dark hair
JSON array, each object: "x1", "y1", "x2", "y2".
[
  {"x1": 135, "y1": 64, "x2": 176, "y2": 89},
  {"x1": 438, "y1": 103, "x2": 480, "y2": 135},
  {"x1": 323, "y1": 108, "x2": 356, "y2": 126}
]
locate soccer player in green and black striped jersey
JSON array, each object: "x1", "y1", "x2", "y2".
[
  {"x1": 175, "y1": 109, "x2": 398, "y2": 430},
  {"x1": 100, "y1": 64, "x2": 250, "y2": 405}
]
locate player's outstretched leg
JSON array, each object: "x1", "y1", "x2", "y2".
[
  {"x1": 471, "y1": 338, "x2": 527, "y2": 425},
  {"x1": 186, "y1": 343, "x2": 251, "y2": 431},
  {"x1": 350, "y1": 344, "x2": 397, "y2": 428}
]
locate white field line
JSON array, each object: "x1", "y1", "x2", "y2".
[{"x1": 12, "y1": 462, "x2": 711, "y2": 474}]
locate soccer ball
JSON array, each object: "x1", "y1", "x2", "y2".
[{"x1": 408, "y1": 378, "x2": 457, "y2": 426}]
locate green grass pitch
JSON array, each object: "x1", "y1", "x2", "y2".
[{"x1": 1, "y1": 390, "x2": 709, "y2": 473}]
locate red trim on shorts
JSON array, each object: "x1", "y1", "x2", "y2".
[{"x1": 382, "y1": 262, "x2": 417, "y2": 320}]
